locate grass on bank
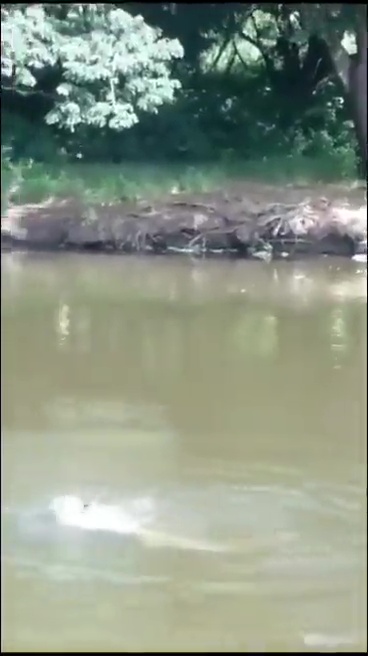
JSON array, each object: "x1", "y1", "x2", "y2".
[{"x1": 1, "y1": 152, "x2": 364, "y2": 211}]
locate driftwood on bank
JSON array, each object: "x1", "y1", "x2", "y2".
[{"x1": 1, "y1": 187, "x2": 366, "y2": 260}]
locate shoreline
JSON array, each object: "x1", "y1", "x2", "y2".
[{"x1": 1, "y1": 186, "x2": 366, "y2": 261}]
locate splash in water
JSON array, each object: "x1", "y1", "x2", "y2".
[
  {"x1": 49, "y1": 495, "x2": 226, "y2": 553},
  {"x1": 50, "y1": 495, "x2": 153, "y2": 535}
]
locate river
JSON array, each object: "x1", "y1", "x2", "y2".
[{"x1": 1, "y1": 253, "x2": 367, "y2": 652}]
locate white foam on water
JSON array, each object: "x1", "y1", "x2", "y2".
[
  {"x1": 49, "y1": 495, "x2": 227, "y2": 553},
  {"x1": 302, "y1": 631, "x2": 357, "y2": 648},
  {"x1": 50, "y1": 495, "x2": 151, "y2": 535}
]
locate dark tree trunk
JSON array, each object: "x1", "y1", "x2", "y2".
[
  {"x1": 328, "y1": 22, "x2": 367, "y2": 179},
  {"x1": 348, "y1": 26, "x2": 367, "y2": 178},
  {"x1": 296, "y1": 4, "x2": 366, "y2": 177}
]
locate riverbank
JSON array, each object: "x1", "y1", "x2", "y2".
[{"x1": 1, "y1": 180, "x2": 366, "y2": 260}]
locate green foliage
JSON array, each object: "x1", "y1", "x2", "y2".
[
  {"x1": 1, "y1": 3, "x2": 365, "y2": 180},
  {"x1": 1, "y1": 5, "x2": 59, "y2": 85},
  {"x1": 1, "y1": 154, "x2": 359, "y2": 208},
  {"x1": 2, "y1": 4, "x2": 183, "y2": 131}
]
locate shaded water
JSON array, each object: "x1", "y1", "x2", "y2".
[{"x1": 1, "y1": 254, "x2": 367, "y2": 652}]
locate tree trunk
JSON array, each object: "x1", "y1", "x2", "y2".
[
  {"x1": 348, "y1": 26, "x2": 367, "y2": 178},
  {"x1": 327, "y1": 23, "x2": 367, "y2": 178},
  {"x1": 296, "y1": 4, "x2": 367, "y2": 177}
]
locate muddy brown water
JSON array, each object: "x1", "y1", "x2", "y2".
[{"x1": 1, "y1": 253, "x2": 367, "y2": 652}]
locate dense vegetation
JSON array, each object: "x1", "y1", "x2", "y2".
[{"x1": 1, "y1": 3, "x2": 366, "y2": 203}]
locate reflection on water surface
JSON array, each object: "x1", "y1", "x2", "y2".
[{"x1": 1, "y1": 254, "x2": 366, "y2": 652}]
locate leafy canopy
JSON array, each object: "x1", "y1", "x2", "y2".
[{"x1": 1, "y1": 3, "x2": 184, "y2": 130}]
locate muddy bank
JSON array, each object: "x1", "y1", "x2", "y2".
[{"x1": 1, "y1": 184, "x2": 366, "y2": 260}]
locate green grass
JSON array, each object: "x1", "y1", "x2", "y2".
[{"x1": 1, "y1": 152, "x2": 362, "y2": 208}]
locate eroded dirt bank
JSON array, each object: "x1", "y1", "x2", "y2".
[{"x1": 1, "y1": 182, "x2": 366, "y2": 260}]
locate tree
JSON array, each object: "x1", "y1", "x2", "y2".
[
  {"x1": 123, "y1": 3, "x2": 366, "y2": 173},
  {"x1": 1, "y1": 3, "x2": 364, "y2": 173},
  {"x1": 1, "y1": 3, "x2": 183, "y2": 131},
  {"x1": 289, "y1": 3, "x2": 367, "y2": 175}
]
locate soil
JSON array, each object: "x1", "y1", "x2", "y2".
[{"x1": 1, "y1": 182, "x2": 366, "y2": 260}]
